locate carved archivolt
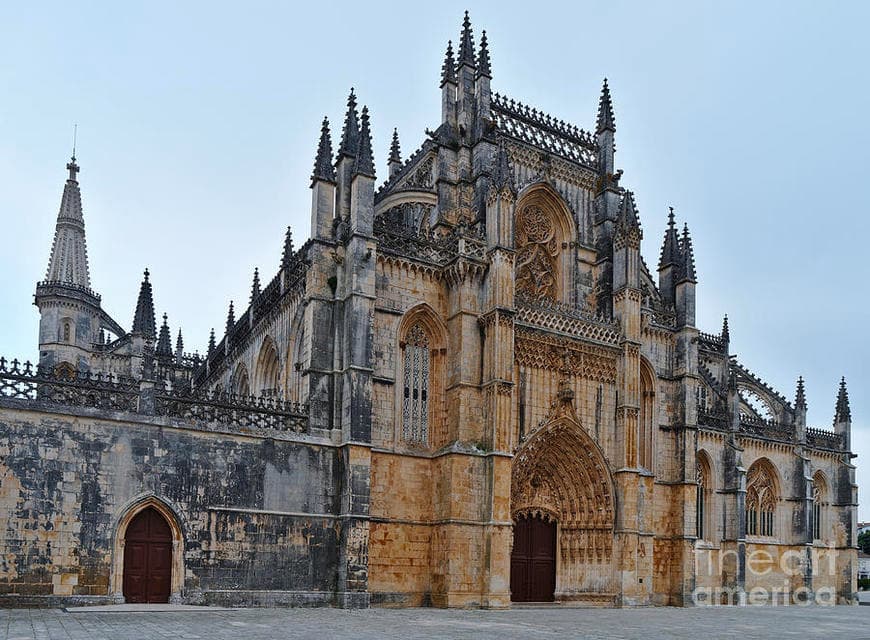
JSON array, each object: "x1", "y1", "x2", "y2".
[
  {"x1": 515, "y1": 328, "x2": 617, "y2": 383},
  {"x1": 512, "y1": 418, "x2": 614, "y2": 563},
  {"x1": 515, "y1": 204, "x2": 559, "y2": 301}
]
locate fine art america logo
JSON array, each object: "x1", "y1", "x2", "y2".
[{"x1": 692, "y1": 545, "x2": 839, "y2": 606}]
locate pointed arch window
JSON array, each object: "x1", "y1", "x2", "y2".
[
  {"x1": 402, "y1": 323, "x2": 430, "y2": 444},
  {"x1": 746, "y1": 462, "x2": 777, "y2": 537},
  {"x1": 811, "y1": 472, "x2": 828, "y2": 542},
  {"x1": 63, "y1": 321, "x2": 71, "y2": 343},
  {"x1": 696, "y1": 461, "x2": 706, "y2": 540}
]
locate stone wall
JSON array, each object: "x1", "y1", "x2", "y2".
[{"x1": 0, "y1": 399, "x2": 348, "y2": 607}]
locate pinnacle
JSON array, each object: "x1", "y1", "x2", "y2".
[
  {"x1": 156, "y1": 313, "x2": 172, "y2": 357},
  {"x1": 440, "y1": 40, "x2": 457, "y2": 86},
  {"x1": 353, "y1": 105, "x2": 375, "y2": 178},
  {"x1": 45, "y1": 152, "x2": 90, "y2": 288},
  {"x1": 131, "y1": 268, "x2": 156, "y2": 339},
  {"x1": 679, "y1": 223, "x2": 697, "y2": 282},
  {"x1": 389, "y1": 128, "x2": 401, "y2": 164},
  {"x1": 338, "y1": 88, "x2": 360, "y2": 159},
  {"x1": 281, "y1": 226, "x2": 294, "y2": 267},
  {"x1": 250, "y1": 267, "x2": 261, "y2": 303},
  {"x1": 619, "y1": 191, "x2": 642, "y2": 234},
  {"x1": 226, "y1": 300, "x2": 235, "y2": 335},
  {"x1": 658, "y1": 207, "x2": 681, "y2": 270},
  {"x1": 312, "y1": 116, "x2": 336, "y2": 184},
  {"x1": 208, "y1": 328, "x2": 216, "y2": 356},
  {"x1": 458, "y1": 10, "x2": 476, "y2": 67},
  {"x1": 835, "y1": 377, "x2": 851, "y2": 423},
  {"x1": 596, "y1": 78, "x2": 615, "y2": 134},
  {"x1": 477, "y1": 30, "x2": 491, "y2": 78},
  {"x1": 795, "y1": 376, "x2": 807, "y2": 410},
  {"x1": 722, "y1": 314, "x2": 730, "y2": 342},
  {"x1": 175, "y1": 328, "x2": 184, "y2": 354}
]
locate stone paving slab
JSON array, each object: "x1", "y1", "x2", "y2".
[{"x1": 2, "y1": 605, "x2": 870, "y2": 640}]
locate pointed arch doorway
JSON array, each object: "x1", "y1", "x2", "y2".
[
  {"x1": 510, "y1": 512, "x2": 556, "y2": 602},
  {"x1": 122, "y1": 507, "x2": 172, "y2": 603}
]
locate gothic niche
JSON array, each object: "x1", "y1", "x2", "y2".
[{"x1": 515, "y1": 204, "x2": 559, "y2": 301}]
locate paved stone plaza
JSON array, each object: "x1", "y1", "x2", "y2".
[{"x1": 2, "y1": 605, "x2": 870, "y2": 640}]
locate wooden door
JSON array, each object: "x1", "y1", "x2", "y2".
[
  {"x1": 123, "y1": 507, "x2": 172, "y2": 603},
  {"x1": 510, "y1": 514, "x2": 556, "y2": 602}
]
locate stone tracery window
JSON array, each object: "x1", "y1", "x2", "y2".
[
  {"x1": 746, "y1": 461, "x2": 777, "y2": 537},
  {"x1": 402, "y1": 323, "x2": 430, "y2": 444},
  {"x1": 812, "y1": 472, "x2": 828, "y2": 541},
  {"x1": 515, "y1": 204, "x2": 559, "y2": 301},
  {"x1": 696, "y1": 461, "x2": 706, "y2": 540}
]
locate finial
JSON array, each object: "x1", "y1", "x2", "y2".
[
  {"x1": 679, "y1": 223, "x2": 697, "y2": 282},
  {"x1": 208, "y1": 328, "x2": 216, "y2": 356},
  {"x1": 477, "y1": 30, "x2": 491, "y2": 78},
  {"x1": 795, "y1": 376, "x2": 807, "y2": 410},
  {"x1": 618, "y1": 190, "x2": 642, "y2": 235},
  {"x1": 250, "y1": 267, "x2": 261, "y2": 303},
  {"x1": 338, "y1": 88, "x2": 360, "y2": 159},
  {"x1": 226, "y1": 300, "x2": 235, "y2": 335},
  {"x1": 389, "y1": 128, "x2": 401, "y2": 164},
  {"x1": 658, "y1": 207, "x2": 681, "y2": 270},
  {"x1": 722, "y1": 314, "x2": 730, "y2": 343},
  {"x1": 131, "y1": 268, "x2": 156, "y2": 339},
  {"x1": 156, "y1": 313, "x2": 173, "y2": 357},
  {"x1": 312, "y1": 116, "x2": 336, "y2": 184},
  {"x1": 176, "y1": 328, "x2": 184, "y2": 354},
  {"x1": 458, "y1": 11, "x2": 476, "y2": 67},
  {"x1": 668, "y1": 206, "x2": 675, "y2": 227},
  {"x1": 353, "y1": 105, "x2": 375, "y2": 178},
  {"x1": 596, "y1": 78, "x2": 615, "y2": 134},
  {"x1": 441, "y1": 40, "x2": 457, "y2": 86},
  {"x1": 835, "y1": 377, "x2": 851, "y2": 423},
  {"x1": 281, "y1": 226, "x2": 295, "y2": 267}
]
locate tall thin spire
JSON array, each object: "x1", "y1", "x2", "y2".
[
  {"x1": 722, "y1": 314, "x2": 730, "y2": 343},
  {"x1": 835, "y1": 377, "x2": 851, "y2": 423},
  {"x1": 440, "y1": 40, "x2": 457, "y2": 86},
  {"x1": 596, "y1": 78, "x2": 615, "y2": 134},
  {"x1": 477, "y1": 30, "x2": 491, "y2": 78},
  {"x1": 156, "y1": 313, "x2": 172, "y2": 357},
  {"x1": 338, "y1": 88, "x2": 360, "y2": 159},
  {"x1": 679, "y1": 223, "x2": 697, "y2": 282},
  {"x1": 225, "y1": 300, "x2": 235, "y2": 335},
  {"x1": 175, "y1": 328, "x2": 184, "y2": 355},
  {"x1": 457, "y1": 11, "x2": 476, "y2": 67},
  {"x1": 281, "y1": 226, "x2": 295, "y2": 267},
  {"x1": 795, "y1": 376, "x2": 807, "y2": 410},
  {"x1": 312, "y1": 117, "x2": 336, "y2": 184},
  {"x1": 389, "y1": 128, "x2": 401, "y2": 164},
  {"x1": 250, "y1": 267, "x2": 261, "y2": 303},
  {"x1": 617, "y1": 191, "x2": 642, "y2": 234},
  {"x1": 658, "y1": 207, "x2": 681, "y2": 270},
  {"x1": 131, "y1": 269, "x2": 156, "y2": 339},
  {"x1": 45, "y1": 153, "x2": 91, "y2": 287},
  {"x1": 208, "y1": 328, "x2": 216, "y2": 356},
  {"x1": 353, "y1": 106, "x2": 375, "y2": 178}
]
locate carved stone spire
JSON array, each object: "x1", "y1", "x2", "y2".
[
  {"x1": 722, "y1": 314, "x2": 730, "y2": 344},
  {"x1": 353, "y1": 106, "x2": 375, "y2": 178},
  {"x1": 835, "y1": 377, "x2": 851, "y2": 423},
  {"x1": 795, "y1": 376, "x2": 807, "y2": 410},
  {"x1": 679, "y1": 223, "x2": 697, "y2": 282},
  {"x1": 338, "y1": 88, "x2": 360, "y2": 160},
  {"x1": 477, "y1": 30, "x2": 491, "y2": 78},
  {"x1": 45, "y1": 154, "x2": 91, "y2": 288},
  {"x1": 131, "y1": 269, "x2": 156, "y2": 339},
  {"x1": 156, "y1": 313, "x2": 172, "y2": 357},
  {"x1": 175, "y1": 328, "x2": 184, "y2": 356},
  {"x1": 389, "y1": 128, "x2": 401, "y2": 164},
  {"x1": 281, "y1": 226, "x2": 294, "y2": 267},
  {"x1": 312, "y1": 117, "x2": 336, "y2": 185},
  {"x1": 250, "y1": 267, "x2": 260, "y2": 303},
  {"x1": 225, "y1": 300, "x2": 235, "y2": 335},
  {"x1": 207, "y1": 328, "x2": 216, "y2": 356},
  {"x1": 596, "y1": 78, "x2": 615, "y2": 134},
  {"x1": 658, "y1": 207, "x2": 681, "y2": 269},
  {"x1": 617, "y1": 191, "x2": 642, "y2": 235},
  {"x1": 457, "y1": 11, "x2": 476, "y2": 68},
  {"x1": 440, "y1": 40, "x2": 457, "y2": 87}
]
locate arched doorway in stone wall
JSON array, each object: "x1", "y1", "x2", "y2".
[
  {"x1": 511, "y1": 416, "x2": 616, "y2": 603},
  {"x1": 510, "y1": 511, "x2": 557, "y2": 602},
  {"x1": 123, "y1": 507, "x2": 172, "y2": 603}
]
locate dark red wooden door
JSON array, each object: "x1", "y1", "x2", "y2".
[
  {"x1": 123, "y1": 507, "x2": 172, "y2": 603},
  {"x1": 510, "y1": 514, "x2": 556, "y2": 602}
]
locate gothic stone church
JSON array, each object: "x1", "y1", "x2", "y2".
[{"x1": 0, "y1": 13, "x2": 857, "y2": 608}]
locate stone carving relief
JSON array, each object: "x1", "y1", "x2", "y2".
[{"x1": 515, "y1": 204, "x2": 559, "y2": 301}]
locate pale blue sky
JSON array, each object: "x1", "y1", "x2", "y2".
[{"x1": 2, "y1": 2, "x2": 868, "y2": 515}]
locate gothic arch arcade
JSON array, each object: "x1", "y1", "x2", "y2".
[{"x1": 511, "y1": 417, "x2": 616, "y2": 602}]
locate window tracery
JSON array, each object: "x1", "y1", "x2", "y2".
[
  {"x1": 515, "y1": 204, "x2": 559, "y2": 301},
  {"x1": 746, "y1": 462, "x2": 777, "y2": 537},
  {"x1": 402, "y1": 323, "x2": 430, "y2": 444}
]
